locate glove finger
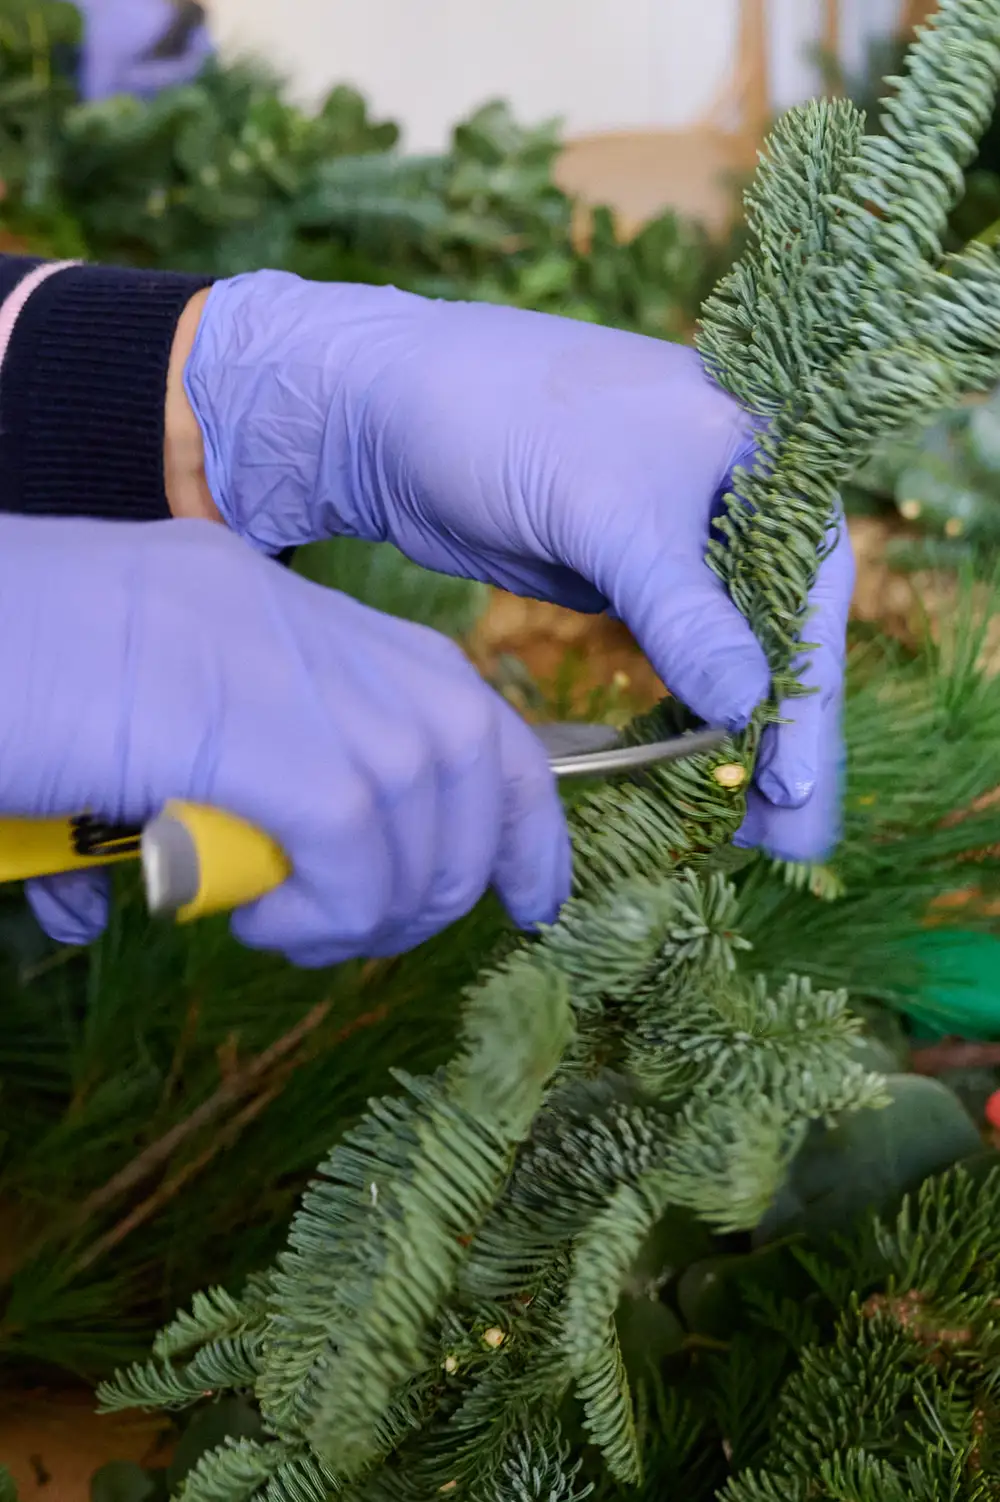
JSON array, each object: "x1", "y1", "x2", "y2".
[
  {"x1": 754, "y1": 517, "x2": 854, "y2": 809},
  {"x1": 491, "y1": 702, "x2": 571, "y2": 929},
  {"x1": 571, "y1": 420, "x2": 768, "y2": 731},
  {"x1": 229, "y1": 768, "x2": 394, "y2": 962},
  {"x1": 354, "y1": 630, "x2": 502, "y2": 949},
  {"x1": 621, "y1": 564, "x2": 771, "y2": 732},
  {"x1": 26, "y1": 869, "x2": 111, "y2": 946},
  {"x1": 735, "y1": 692, "x2": 845, "y2": 862},
  {"x1": 352, "y1": 690, "x2": 556, "y2": 955},
  {"x1": 400, "y1": 699, "x2": 503, "y2": 937}
]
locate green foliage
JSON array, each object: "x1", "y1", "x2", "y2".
[
  {"x1": 0, "y1": 1468, "x2": 16, "y2": 1502},
  {"x1": 0, "y1": 11, "x2": 715, "y2": 336},
  {"x1": 757, "y1": 1074, "x2": 983, "y2": 1241},
  {"x1": 722, "y1": 1165, "x2": 1000, "y2": 1500},
  {"x1": 17, "y1": 650, "x2": 995, "y2": 1386},
  {"x1": 0, "y1": 0, "x2": 83, "y2": 249},
  {"x1": 476, "y1": 1432, "x2": 593, "y2": 1502},
  {"x1": 846, "y1": 388, "x2": 1000, "y2": 568},
  {"x1": 699, "y1": 0, "x2": 1000, "y2": 681},
  {"x1": 831, "y1": 13, "x2": 1000, "y2": 572},
  {"x1": 91, "y1": 1461, "x2": 165, "y2": 1502}
]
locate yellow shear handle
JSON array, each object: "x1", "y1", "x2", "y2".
[
  {"x1": 0, "y1": 805, "x2": 291, "y2": 924},
  {"x1": 0, "y1": 816, "x2": 136, "y2": 883},
  {"x1": 143, "y1": 801, "x2": 291, "y2": 923}
]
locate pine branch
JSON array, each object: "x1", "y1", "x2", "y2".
[
  {"x1": 71, "y1": 1078, "x2": 286, "y2": 1275},
  {"x1": 174, "y1": 1439, "x2": 294, "y2": 1502}
]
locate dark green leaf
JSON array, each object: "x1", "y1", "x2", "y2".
[{"x1": 90, "y1": 1463, "x2": 165, "y2": 1502}]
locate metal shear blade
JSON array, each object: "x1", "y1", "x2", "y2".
[{"x1": 534, "y1": 722, "x2": 728, "y2": 780}]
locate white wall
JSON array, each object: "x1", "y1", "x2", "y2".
[{"x1": 208, "y1": 0, "x2": 904, "y2": 153}]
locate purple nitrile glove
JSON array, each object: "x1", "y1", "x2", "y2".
[
  {"x1": 75, "y1": 0, "x2": 214, "y2": 103},
  {"x1": 184, "y1": 273, "x2": 852, "y2": 862},
  {"x1": 735, "y1": 520, "x2": 853, "y2": 863},
  {"x1": 13, "y1": 515, "x2": 567, "y2": 967}
]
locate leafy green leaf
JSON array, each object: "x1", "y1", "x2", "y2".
[
  {"x1": 167, "y1": 1400, "x2": 265, "y2": 1491},
  {"x1": 755, "y1": 1074, "x2": 983, "y2": 1242},
  {"x1": 90, "y1": 1463, "x2": 165, "y2": 1502}
]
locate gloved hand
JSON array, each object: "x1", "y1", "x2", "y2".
[
  {"x1": 183, "y1": 273, "x2": 853, "y2": 863},
  {"x1": 75, "y1": 0, "x2": 214, "y2": 103},
  {"x1": 11, "y1": 516, "x2": 567, "y2": 966}
]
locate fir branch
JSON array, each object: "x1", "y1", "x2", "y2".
[
  {"x1": 560, "y1": 1172, "x2": 676, "y2": 1483},
  {"x1": 98, "y1": 1329, "x2": 264, "y2": 1412},
  {"x1": 258, "y1": 1450, "x2": 338, "y2": 1502},
  {"x1": 302, "y1": 1079, "x2": 517, "y2": 1478},
  {"x1": 374, "y1": 1279, "x2": 573, "y2": 1499},
  {"x1": 627, "y1": 972, "x2": 888, "y2": 1120},
  {"x1": 566, "y1": 718, "x2": 754, "y2": 896},
  {"x1": 700, "y1": 97, "x2": 866, "y2": 417},
  {"x1": 475, "y1": 1431, "x2": 594, "y2": 1502},
  {"x1": 573, "y1": 1325, "x2": 641, "y2": 1487},
  {"x1": 724, "y1": 1167, "x2": 1000, "y2": 1500},
  {"x1": 302, "y1": 958, "x2": 572, "y2": 1478},
  {"x1": 846, "y1": 0, "x2": 1000, "y2": 264},
  {"x1": 658, "y1": 1100, "x2": 804, "y2": 1235},
  {"x1": 461, "y1": 1086, "x2": 664, "y2": 1302},
  {"x1": 869, "y1": 1163, "x2": 1000, "y2": 1298},
  {"x1": 539, "y1": 877, "x2": 702, "y2": 1011},
  {"x1": 257, "y1": 1089, "x2": 429, "y2": 1439},
  {"x1": 451, "y1": 953, "x2": 574, "y2": 1135},
  {"x1": 153, "y1": 1286, "x2": 258, "y2": 1362},
  {"x1": 175, "y1": 1439, "x2": 298, "y2": 1502}
]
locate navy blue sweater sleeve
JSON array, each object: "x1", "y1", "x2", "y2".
[{"x1": 0, "y1": 255, "x2": 214, "y2": 522}]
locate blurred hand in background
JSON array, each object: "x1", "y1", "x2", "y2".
[{"x1": 75, "y1": 0, "x2": 214, "y2": 102}]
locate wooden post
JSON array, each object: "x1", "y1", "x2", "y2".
[
  {"x1": 901, "y1": 0, "x2": 938, "y2": 32},
  {"x1": 823, "y1": 0, "x2": 840, "y2": 64},
  {"x1": 738, "y1": 0, "x2": 771, "y2": 149}
]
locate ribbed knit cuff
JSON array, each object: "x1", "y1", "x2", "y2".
[{"x1": 0, "y1": 257, "x2": 214, "y2": 522}]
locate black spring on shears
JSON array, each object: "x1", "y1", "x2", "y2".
[{"x1": 70, "y1": 815, "x2": 144, "y2": 859}]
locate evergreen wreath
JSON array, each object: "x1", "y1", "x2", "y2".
[
  {"x1": 93, "y1": 3, "x2": 1000, "y2": 1498},
  {"x1": 719, "y1": 1164, "x2": 1000, "y2": 1500}
]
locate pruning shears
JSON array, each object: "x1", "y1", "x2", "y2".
[{"x1": 0, "y1": 722, "x2": 726, "y2": 925}]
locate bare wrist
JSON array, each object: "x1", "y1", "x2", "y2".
[{"x1": 164, "y1": 287, "x2": 222, "y2": 524}]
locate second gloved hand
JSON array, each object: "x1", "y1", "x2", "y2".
[
  {"x1": 11, "y1": 516, "x2": 568, "y2": 965},
  {"x1": 183, "y1": 274, "x2": 854, "y2": 864}
]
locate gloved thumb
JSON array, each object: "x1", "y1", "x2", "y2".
[
  {"x1": 26, "y1": 869, "x2": 111, "y2": 946},
  {"x1": 622, "y1": 570, "x2": 771, "y2": 733}
]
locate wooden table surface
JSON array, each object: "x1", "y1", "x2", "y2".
[{"x1": 0, "y1": 1392, "x2": 172, "y2": 1502}]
